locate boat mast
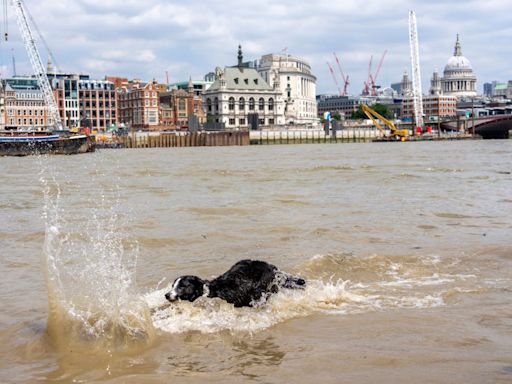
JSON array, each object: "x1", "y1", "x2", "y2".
[{"x1": 11, "y1": 0, "x2": 63, "y2": 130}]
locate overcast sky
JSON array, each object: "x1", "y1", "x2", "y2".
[{"x1": 1, "y1": 0, "x2": 510, "y2": 94}]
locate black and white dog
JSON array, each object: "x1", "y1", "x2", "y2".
[{"x1": 165, "y1": 259, "x2": 306, "y2": 307}]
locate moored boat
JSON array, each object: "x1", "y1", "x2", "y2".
[{"x1": 0, "y1": 132, "x2": 95, "y2": 156}]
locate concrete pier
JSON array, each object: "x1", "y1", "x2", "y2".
[
  {"x1": 250, "y1": 128, "x2": 379, "y2": 145},
  {"x1": 120, "y1": 131, "x2": 250, "y2": 148}
]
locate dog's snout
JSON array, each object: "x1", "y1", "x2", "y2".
[{"x1": 165, "y1": 292, "x2": 172, "y2": 301}]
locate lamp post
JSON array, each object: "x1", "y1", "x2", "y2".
[
  {"x1": 471, "y1": 97, "x2": 475, "y2": 136},
  {"x1": 284, "y1": 84, "x2": 293, "y2": 127}
]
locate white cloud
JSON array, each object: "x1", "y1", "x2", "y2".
[{"x1": 4, "y1": 0, "x2": 511, "y2": 93}]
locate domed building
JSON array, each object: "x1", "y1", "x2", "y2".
[{"x1": 441, "y1": 34, "x2": 477, "y2": 97}]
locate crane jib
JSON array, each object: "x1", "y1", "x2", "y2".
[{"x1": 10, "y1": 0, "x2": 64, "y2": 130}]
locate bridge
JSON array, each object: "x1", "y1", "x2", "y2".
[{"x1": 441, "y1": 115, "x2": 512, "y2": 139}]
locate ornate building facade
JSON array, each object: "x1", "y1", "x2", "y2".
[
  {"x1": 440, "y1": 35, "x2": 477, "y2": 98},
  {"x1": 257, "y1": 53, "x2": 317, "y2": 126},
  {"x1": 159, "y1": 79, "x2": 206, "y2": 129},
  {"x1": 117, "y1": 80, "x2": 160, "y2": 130},
  {"x1": 0, "y1": 77, "x2": 48, "y2": 130},
  {"x1": 203, "y1": 46, "x2": 285, "y2": 129}
]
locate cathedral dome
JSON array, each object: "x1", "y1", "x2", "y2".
[
  {"x1": 440, "y1": 34, "x2": 477, "y2": 97},
  {"x1": 444, "y1": 55, "x2": 472, "y2": 72},
  {"x1": 443, "y1": 34, "x2": 473, "y2": 73}
]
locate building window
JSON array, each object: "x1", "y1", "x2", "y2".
[
  {"x1": 206, "y1": 98, "x2": 212, "y2": 112},
  {"x1": 269, "y1": 118, "x2": 275, "y2": 125},
  {"x1": 214, "y1": 97, "x2": 219, "y2": 112},
  {"x1": 268, "y1": 98, "x2": 274, "y2": 111},
  {"x1": 249, "y1": 97, "x2": 255, "y2": 111},
  {"x1": 229, "y1": 97, "x2": 235, "y2": 111},
  {"x1": 239, "y1": 97, "x2": 245, "y2": 110},
  {"x1": 239, "y1": 118, "x2": 246, "y2": 125},
  {"x1": 259, "y1": 98, "x2": 264, "y2": 111},
  {"x1": 229, "y1": 118, "x2": 235, "y2": 125},
  {"x1": 179, "y1": 99, "x2": 186, "y2": 111}
]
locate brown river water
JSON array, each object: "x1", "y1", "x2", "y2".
[{"x1": 1, "y1": 140, "x2": 511, "y2": 383}]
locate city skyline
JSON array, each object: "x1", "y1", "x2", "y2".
[{"x1": 0, "y1": 0, "x2": 510, "y2": 94}]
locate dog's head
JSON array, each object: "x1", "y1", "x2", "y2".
[{"x1": 165, "y1": 275, "x2": 206, "y2": 303}]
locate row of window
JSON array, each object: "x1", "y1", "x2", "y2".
[
  {"x1": 118, "y1": 100, "x2": 157, "y2": 108},
  {"x1": 83, "y1": 111, "x2": 116, "y2": 118},
  {"x1": 78, "y1": 83, "x2": 115, "y2": 91},
  {"x1": 119, "y1": 91, "x2": 157, "y2": 99},
  {"x1": 8, "y1": 118, "x2": 45, "y2": 126},
  {"x1": 5, "y1": 101, "x2": 44, "y2": 107},
  {"x1": 7, "y1": 109, "x2": 45, "y2": 116},
  {"x1": 15, "y1": 93, "x2": 42, "y2": 99},
  {"x1": 227, "y1": 118, "x2": 275, "y2": 125},
  {"x1": 80, "y1": 102, "x2": 116, "y2": 108},
  {"x1": 206, "y1": 97, "x2": 274, "y2": 112}
]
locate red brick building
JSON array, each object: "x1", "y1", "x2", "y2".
[
  {"x1": 402, "y1": 95, "x2": 457, "y2": 122},
  {"x1": 117, "y1": 80, "x2": 160, "y2": 130},
  {"x1": 159, "y1": 80, "x2": 206, "y2": 129}
]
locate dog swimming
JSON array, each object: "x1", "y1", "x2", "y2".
[{"x1": 165, "y1": 259, "x2": 306, "y2": 307}]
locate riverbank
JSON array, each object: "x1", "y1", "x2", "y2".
[{"x1": 95, "y1": 129, "x2": 484, "y2": 149}]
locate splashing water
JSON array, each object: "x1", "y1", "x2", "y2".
[
  {"x1": 39, "y1": 156, "x2": 154, "y2": 351},
  {"x1": 35, "y1": 154, "x2": 490, "y2": 341},
  {"x1": 145, "y1": 253, "x2": 479, "y2": 335}
]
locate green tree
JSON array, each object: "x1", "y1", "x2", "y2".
[
  {"x1": 332, "y1": 112, "x2": 342, "y2": 121},
  {"x1": 351, "y1": 103, "x2": 393, "y2": 120}
]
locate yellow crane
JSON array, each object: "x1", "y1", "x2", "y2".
[{"x1": 361, "y1": 104, "x2": 409, "y2": 140}]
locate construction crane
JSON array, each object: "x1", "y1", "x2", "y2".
[
  {"x1": 362, "y1": 50, "x2": 387, "y2": 96},
  {"x1": 362, "y1": 55, "x2": 373, "y2": 95},
  {"x1": 361, "y1": 104, "x2": 408, "y2": 140},
  {"x1": 10, "y1": 0, "x2": 63, "y2": 129},
  {"x1": 369, "y1": 50, "x2": 387, "y2": 96},
  {"x1": 409, "y1": 10, "x2": 424, "y2": 130},
  {"x1": 333, "y1": 52, "x2": 349, "y2": 96},
  {"x1": 326, "y1": 61, "x2": 342, "y2": 96}
]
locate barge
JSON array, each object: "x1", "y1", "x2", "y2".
[{"x1": 0, "y1": 132, "x2": 95, "y2": 156}]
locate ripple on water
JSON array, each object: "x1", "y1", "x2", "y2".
[{"x1": 144, "y1": 253, "x2": 491, "y2": 335}]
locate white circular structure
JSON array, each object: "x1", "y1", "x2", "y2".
[{"x1": 441, "y1": 35, "x2": 477, "y2": 97}]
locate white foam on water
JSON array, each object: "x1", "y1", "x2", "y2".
[
  {"x1": 143, "y1": 253, "x2": 488, "y2": 335},
  {"x1": 145, "y1": 277, "x2": 447, "y2": 335}
]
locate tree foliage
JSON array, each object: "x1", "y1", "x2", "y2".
[{"x1": 351, "y1": 103, "x2": 393, "y2": 120}]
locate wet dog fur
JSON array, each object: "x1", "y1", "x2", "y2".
[{"x1": 165, "y1": 259, "x2": 306, "y2": 307}]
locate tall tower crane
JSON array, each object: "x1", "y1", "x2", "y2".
[
  {"x1": 362, "y1": 55, "x2": 373, "y2": 95},
  {"x1": 333, "y1": 53, "x2": 349, "y2": 96},
  {"x1": 369, "y1": 50, "x2": 387, "y2": 96},
  {"x1": 326, "y1": 61, "x2": 342, "y2": 96},
  {"x1": 409, "y1": 10, "x2": 424, "y2": 129},
  {"x1": 10, "y1": 0, "x2": 63, "y2": 129}
]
